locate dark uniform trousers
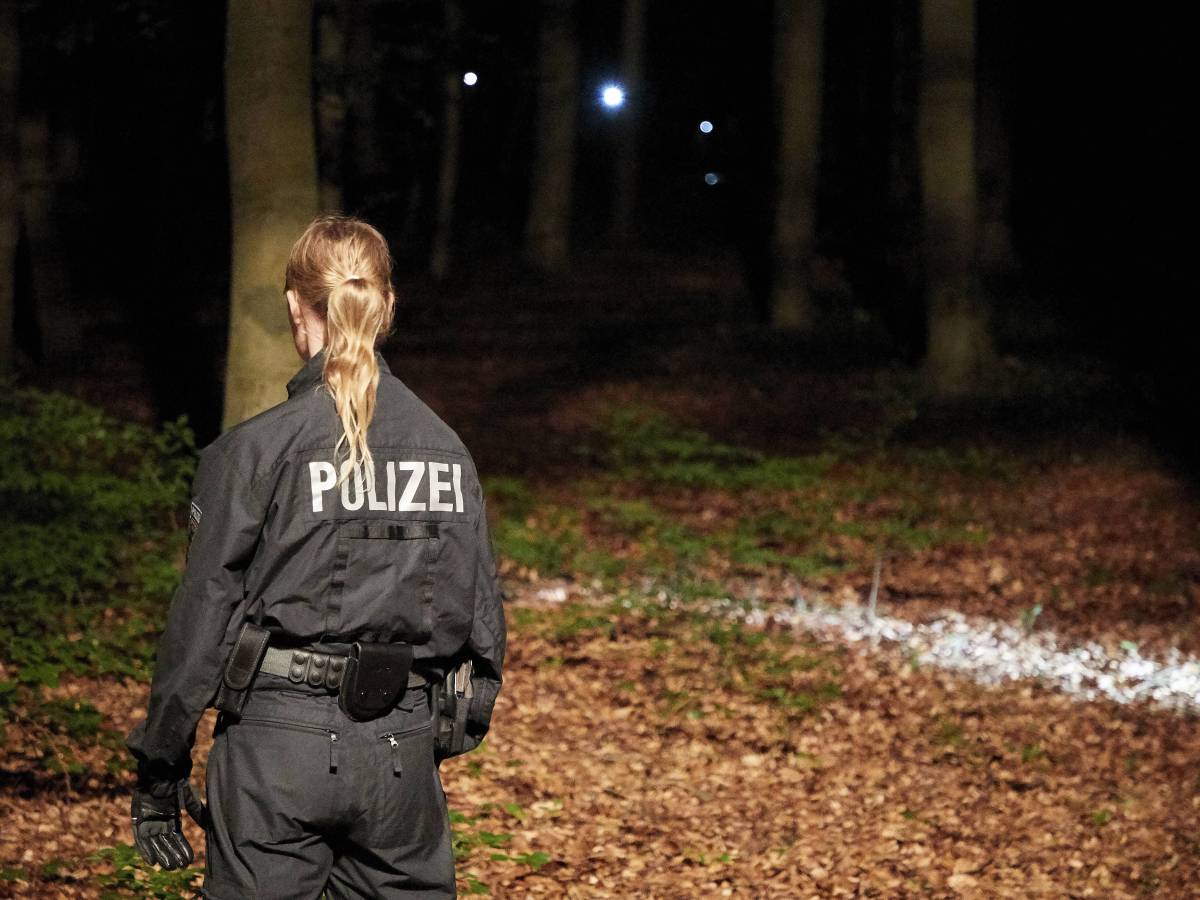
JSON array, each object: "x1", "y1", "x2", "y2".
[{"x1": 201, "y1": 673, "x2": 455, "y2": 899}]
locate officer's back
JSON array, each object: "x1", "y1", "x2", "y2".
[{"x1": 127, "y1": 215, "x2": 505, "y2": 898}]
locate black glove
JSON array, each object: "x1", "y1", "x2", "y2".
[{"x1": 131, "y1": 780, "x2": 204, "y2": 870}]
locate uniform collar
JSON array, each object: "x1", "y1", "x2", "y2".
[{"x1": 286, "y1": 347, "x2": 392, "y2": 398}]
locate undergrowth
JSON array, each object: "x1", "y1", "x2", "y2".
[
  {"x1": 0, "y1": 383, "x2": 195, "y2": 774},
  {"x1": 485, "y1": 402, "x2": 999, "y2": 589}
]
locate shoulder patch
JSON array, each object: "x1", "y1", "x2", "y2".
[{"x1": 189, "y1": 500, "x2": 202, "y2": 536}]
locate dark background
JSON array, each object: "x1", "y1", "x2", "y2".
[{"x1": 6, "y1": 0, "x2": 1192, "y2": 458}]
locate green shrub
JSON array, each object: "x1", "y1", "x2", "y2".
[{"x1": 0, "y1": 384, "x2": 196, "y2": 770}]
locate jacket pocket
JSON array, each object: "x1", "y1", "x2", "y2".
[{"x1": 328, "y1": 520, "x2": 440, "y2": 643}]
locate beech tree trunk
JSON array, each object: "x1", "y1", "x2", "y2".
[
  {"x1": 611, "y1": 0, "x2": 646, "y2": 241},
  {"x1": 315, "y1": 0, "x2": 346, "y2": 214},
  {"x1": 430, "y1": 0, "x2": 462, "y2": 281},
  {"x1": 19, "y1": 113, "x2": 79, "y2": 366},
  {"x1": 0, "y1": 0, "x2": 17, "y2": 373},
  {"x1": 223, "y1": 0, "x2": 319, "y2": 428},
  {"x1": 920, "y1": 0, "x2": 993, "y2": 395},
  {"x1": 976, "y1": 0, "x2": 1016, "y2": 301},
  {"x1": 343, "y1": 0, "x2": 386, "y2": 209},
  {"x1": 771, "y1": 0, "x2": 823, "y2": 332},
  {"x1": 524, "y1": 0, "x2": 580, "y2": 271}
]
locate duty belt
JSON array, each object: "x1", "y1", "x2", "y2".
[{"x1": 258, "y1": 646, "x2": 428, "y2": 692}]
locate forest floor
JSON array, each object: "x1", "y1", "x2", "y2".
[
  {"x1": 4, "y1": 254, "x2": 1199, "y2": 897},
  {"x1": 2, "y1": 589, "x2": 1199, "y2": 898}
]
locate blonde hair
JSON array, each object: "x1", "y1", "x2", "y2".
[{"x1": 284, "y1": 215, "x2": 396, "y2": 489}]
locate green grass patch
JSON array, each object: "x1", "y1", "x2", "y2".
[
  {"x1": 931, "y1": 718, "x2": 966, "y2": 748},
  {"x1": 486, "y1": 402, "x2": 999, "y2": 595},
  {"x1": 491, "y1": 504, "x2": 584, "y2": 576},
  {"x1": 759, "y1": 681, "x2": 842, "y2": 714},
  {"x1": 584, "y1": 403, "x2": 835, "y2": 491},
  {"x1": 89, "y1": 844, "x2": 201, "y2": 898}
]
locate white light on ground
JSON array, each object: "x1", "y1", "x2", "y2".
[
  {"x1": 699, "y1": 120, "x2": 714, "y2": 133},
  {"x1": 463, "y1": 71, "x2": 478, "y2": 86},
  {"x1": 764, "y1": 596, "x2": 1200, "y2": 713},
  {"x1": 704, "y1": 172, "x2": 720, "y2": 186},
  {"x1": 600, "y1": 83, "x2": 626, "y2": 108}
]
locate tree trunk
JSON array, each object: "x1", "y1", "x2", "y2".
[
  {"x1": 315, "y1": 0, "x2": 346, "y2": 214},
  {"x1": 223, "y1": 0, "x2": 319, "y2": 429},
  {"x1": 976, "y1": 0, "x2": 1016, "y2": 300},
  {"x1": 919, "y1": 0, "x2": 992, "y2": 395},
  {"x1": 343, "y1": 0, "x2": 385, "y2": 211},
  {"x1": 611, "y1": 0, "x2": 646, "y2": 241},
  {"x1": 19, "y1": 112, "x2": 80, "y2": 366},
  {"x1": 523, "y1": 0, "x2": 579, "y2": 271},
  {"x1": 0, "y1": 0, "x2": 17, "y2": 373},
  {"x1": 430, "y1": 0, "x2": 462, "y2": 282},
  {"x1": 884, "y1": 0, "x2": 923, "y2": 360},
  {"x1": 771, "y1": 0, "x2": 823, "y2": 332}
]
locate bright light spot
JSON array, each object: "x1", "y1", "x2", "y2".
[
  {"x1": 699, "y1": 120, "x2": 714, "y2": 134},
  {"x1": 600, "y1": 83, "x2": 626, "y2": 108},
  {"x1": 704, "y1": 172, "x2": 720, "y2": 186},
  {"x1": 463, "y1": 71, "x2": 478, "y2": 87}
]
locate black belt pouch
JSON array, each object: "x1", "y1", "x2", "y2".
[
  {"x1": 214, "y1": 622, "x2": 271, "y2": 717},
  {"x1": 338, "y1": 641, "x2": 413, "y2": 721}
]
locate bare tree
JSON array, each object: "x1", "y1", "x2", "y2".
[
  {"x1": 976, "y1": 0, "x2": 1017, "y2": 303},
  {"x1": 0, "y1": 0, "x2": 17, "y2": 373},
  {"x1": 223, "y1": 0, "x2": 319, "y2": 428},
  {"x1": 611, "y1": 0, "x2": 646, "y2": 241},
  {"x1": 771, "y1": 0, "x2": 823, "y2": 332},
  {"x1": 315, "y1": 0, "x2": 346, "y2": 214},
  {"x1": 343, "y1": 0, "x2": 387, "y2": 216},
  {"x1": 430, "y1": 0, "x2": 463, "y2": 281},
  {"x1": 524, "y1": 0, "x2": 580, "y2": 271},
  {"x1": 920, "y1": 0, "x2": 993, "y2": 394},
  {"x1": 19, "y1": 111, "x2": 79, "y2": 365}
]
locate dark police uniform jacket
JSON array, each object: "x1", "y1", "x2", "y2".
[{"x1": 127, "y1": 348, "x2": 506, "y2": 781}]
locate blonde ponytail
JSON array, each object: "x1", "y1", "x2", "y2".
[{"x1": 284, "y1": 217, "x2": 397, "y2": 490}]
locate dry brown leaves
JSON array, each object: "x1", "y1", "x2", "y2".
[{"x1": 3, "y1": 595, "x2": 1197, "y2": 899}]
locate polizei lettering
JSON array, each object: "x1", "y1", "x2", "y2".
[{"x1": 308, "y1": 459, "x2": 466, "y2": 515}]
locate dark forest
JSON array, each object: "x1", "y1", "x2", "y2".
[{"x1": 0, "y1": 1, "x2": 1195, "y2": 896}]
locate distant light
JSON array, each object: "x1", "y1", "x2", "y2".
[
  {"x1": 704, "y1": 172, "x2": 720, "y2": 186},
  {"x1": 699, "y1": 120, "x2": 714, "y2": 134},
  {"x1": 600, "y1": 83, "x2": 626, "y2": 109},
  {"x1": 463, "y1": 71, "x2": 478, "y2": 86}
]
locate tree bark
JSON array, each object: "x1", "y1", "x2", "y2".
[
  {"x1": 343, "y1": 0, "x2": 385, "y2": 209},
  {"x1": 430, "y1": 0, "x2": 462, "y2": 281},
  {"x1": 771, "y1": 0, "x2": 823, "y2": 332},
  {"x1": 919, "y1": 0, "x2": 993, "y2": 395},
  {"x1": 523, "y1": 0, "x2": 579, "y2": 271},
  {"x1": 976, "y1": 0, "x2": 1016, "y2": 300},
  {"x1": 315, "y1": 0, "x2": 346, "y2": 214},
  {"x1": 19, "y1": 112, "x2": 80, "y2": 366},
  {"x1": 884, "y1": 0, "x2": 924, "y2": 359},
  {"x1": 611, "y1": 0, "x2": 646, "y2": 241},
  {"x1": 223, "y1": 0, "x2": 319, "y2": 429},
  {"x1": 0, "y1": 0, "x2": 18, "y2": 373}
]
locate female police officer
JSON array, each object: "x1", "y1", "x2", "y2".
[{"x1": 126, "y1": 215, "x2": 506, "y2": 897}]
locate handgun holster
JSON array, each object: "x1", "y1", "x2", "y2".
[
  {"x1": 432, "y1": 658, "x2": 473, "y2": 762},
  {"x1": 214, "y1": 622, "x2": 271, "y2": 717}
]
